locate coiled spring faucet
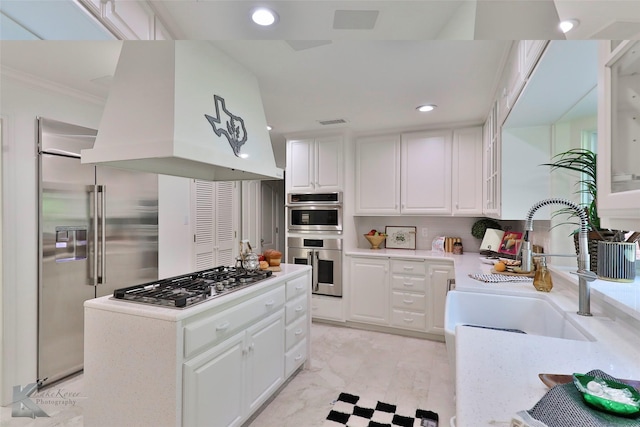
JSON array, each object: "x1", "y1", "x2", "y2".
[{"x1": 522, "y1": 198, "x2": 597, "y2": 316}]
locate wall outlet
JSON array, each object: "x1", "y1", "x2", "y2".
[{"x1": 421, "y1": 227, "x2": 429, "y2": 237}]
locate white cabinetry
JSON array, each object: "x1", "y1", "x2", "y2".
[
  {"x1": 483, "y1": 102, "x2": 501, "y2": 216},
  {"x1": 284, "y1": 275, "x2": 309, "y2": 376},
  {"x1": 401, "y1": 130, "x2": 452, "y2": 214},
  {"x1": 390, "y1": 259, "x2": 428, "y2": 331},
  {"x1": 355, "y1": 131, "x2": 462, "y2": 215},
  {"x1": 427, "y1": 262, "x2": 454, "y2": 335},
  {"x1": 311, "y1": 294, "x2": 345, "y2": 321},
  {"x1": 183, "y1": 311, "x2": 284, "y2": 427},
  {"x1": 598, "y1": 40, "x2": 640, "y2": 230},
  {"x1": 346, "y1": 255, "x2": 454, "y2": 336},
  {"x1": 286, "y1": 136, "x2": 343, "y2": 192},
  {"x1": 452, "y1": 127, "x2": 483, "y2": 216},
  {"x1": 354, "y1": 135, "x2": 401, "y2": 214},
  {"x1": 348, "y1": 256, "x2": 389, "y2": 325}
]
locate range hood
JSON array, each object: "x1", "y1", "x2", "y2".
[{"x1": 82, "y1": 41, "x2": 283, "y2": 181}]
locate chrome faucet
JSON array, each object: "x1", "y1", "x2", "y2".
[{"x1": 522, "y1": 198, "x2": 597, "y2": 316}]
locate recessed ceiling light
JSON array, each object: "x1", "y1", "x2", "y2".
[
  {"x1": 417, "y1": 104, "x2": 437, "y2": 112},
  {"x1": 266, "y1": 125, "x2": 273, "y2": 131},
  {"x1": 559, "y1": 19, "x2": 579, "y2": 33},
  {"x1": 251, "y1": 8, "x2": 278, "y2": 26}
]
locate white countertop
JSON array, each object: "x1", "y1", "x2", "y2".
[
  {"x1": 84, "y1": 264, "x2": 311, "y2": 321},
  {"x1": 445, "y1": 252, "x2": 640, "y2": 426}
]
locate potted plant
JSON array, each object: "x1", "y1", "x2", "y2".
[{"x1": 541, "y1": 148, "x2": 622, "y2": 271}]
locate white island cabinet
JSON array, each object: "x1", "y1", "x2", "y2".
[{"x1": 83, "y1": 264, "x2": 311, "y2": 427}]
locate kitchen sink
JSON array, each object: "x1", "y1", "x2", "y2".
[{"x1": 444, "y1": 290, "x2": 595, "y2": 385}]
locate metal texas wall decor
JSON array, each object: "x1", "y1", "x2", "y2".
[{"x1": 205, "y1": 95, "x2": 248, "y2": 157}]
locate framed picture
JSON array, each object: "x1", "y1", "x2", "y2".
[
  {"x1": 498, "y1": 231, "x2": 523, "y2": 256},
  {"x1": 385, "y1": 226, "x2": 417, "y2": 250}
]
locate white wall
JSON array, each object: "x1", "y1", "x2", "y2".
[{"x1": 0, "y1": 71, "x2": 105, "y2": 404}]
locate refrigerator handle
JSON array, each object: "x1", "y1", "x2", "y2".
[
  {"x1": 98, "y1": 185, "x2": 106, "y2": 285},
  {"x1": 92, "y1": 185, "x2": 99, "y2": 287}
]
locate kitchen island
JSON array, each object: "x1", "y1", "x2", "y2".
[{"x1": 83, "y1": 264, "x2": 311, "y2": 427}]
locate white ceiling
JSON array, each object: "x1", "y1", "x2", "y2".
[{"x1": 1, "y1": 0, "x2": 637, "y2": 147}]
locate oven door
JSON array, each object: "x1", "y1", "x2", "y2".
[
  {"x1": 288, "y1": 238, "x2": 342, "y2": 297},
  {"x1": 287, "y1": 206, "x2": 342, "y2": 232}
]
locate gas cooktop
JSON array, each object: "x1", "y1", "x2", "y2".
[{"x1": 112, "y1": 266, "x2": 273, "y2": 308}]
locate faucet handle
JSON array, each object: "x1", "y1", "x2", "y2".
[{"x1": 571, "y1": 269, "x2": 598, "y2": 282}]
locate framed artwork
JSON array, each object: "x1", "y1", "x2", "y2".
[
  {"x1": 385, "y1": 226, "x2": 417, "y2": 250},
  {"x1": 498, "y1": 231, "x2": 523, "y2": 256}
]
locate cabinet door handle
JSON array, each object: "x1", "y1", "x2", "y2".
[
  {"x1": 403, "y1": 299, "x2": 414, "y2": 304},
  {"x1": 249, "y1": 342, "x2": 255, "y2": 351},
  {"x1": 216, "y1": 321, "x2": 230, "y2": 331},
  {"x1": 295, "y1": 328, "x2": 303, "y2": 336},
  {"x1": 265, "y1": 299, "x2": 275, "y2": 307},
  {"x1": 294, "y1": 354, "x2": 303, "y2": 361},
  {"x1": 295, "y1": 306, "x2": 304, "y2": 312}
]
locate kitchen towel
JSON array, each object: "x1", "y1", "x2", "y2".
[
  {"x1": 324, "y1": 392, "x2": 438, "y2": 427},
  {"x1": 516, "y1": 369, "x2": 640, "y2": 427},
  {"x1": 468, "y1": 273, "x2": 533, "y2": 283}
]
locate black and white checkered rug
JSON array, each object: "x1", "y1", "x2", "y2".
[{"x1": 324, "y1": 392, "x2": 438, "y2": 427}]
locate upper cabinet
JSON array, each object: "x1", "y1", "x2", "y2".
[
  {"x1": 355, "y1": 128, "x2": 482, "y2": 216},
  {"x1": 401, "y1": 130, "x2": 452, "y2": 215},
  {"x1": 79, "y1": 0, "x2": 173, "y2": 40},
  {"x1": 354, "y1": 135, "x2": 401, "y2": 214},
  {"x1": 452, "y1": 127, "x2": 483, "y2": 216},
  {"x1": 286, "y1": 136, "x2": 343, "y2": 193},
  {"x1": 598, "y1": 40, "x2": 640, "y2": 230}
]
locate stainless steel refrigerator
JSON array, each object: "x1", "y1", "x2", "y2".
[{"x1": 37, "y1": 117, "x2": 158, "y2": 385}]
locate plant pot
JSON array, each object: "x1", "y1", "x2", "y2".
[{"x1": 573, "y1": 230, "x2": 620, "y2": 273}]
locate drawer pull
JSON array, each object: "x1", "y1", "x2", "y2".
[
  {"x1": 402, "y1": 298, "x2": 414, "y2": 304},
  {"x1": 403, "y1": 266, "x2": 414, "y2": 271},
  {"x1": 295, "y1": 284, "x2": 304, "y2": 290},
  {"x1": 294, "y1": 354, "x2": 303, "y2": 361},
  {"x1": 295, "y1": 328, "x2": 303, "y2": 336},
  {"x1": 265, "y1": 299, "x2": 275, "y2": 307},
  {"x1": 403, "y1": 282, "x2": 414, "y2": 286},
  {"x1": 216, "y1": 321, "x2": 230, "y2": 331},
  {"x1": 295, "y1": 306, "x2": 304, "y2": 313},
  {"x1": 404, "y1": 317, "x2": 414, "y2": 323}
]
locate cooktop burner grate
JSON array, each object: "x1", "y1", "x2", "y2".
[{"x1": 113, "y1": 266, "x2": 273, "y2": 308}]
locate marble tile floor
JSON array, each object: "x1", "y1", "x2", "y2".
[
  {"x1": 245, "y1": 322, "x2": 455, "y2": 427},
  {"x1": 0, "y1": 322, "x2": 455, "y2": 427}
]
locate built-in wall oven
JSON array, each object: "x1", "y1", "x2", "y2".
[
  {"x1": 288, "y1": 237, "x2": 342, "y2": 297},
  {"x1": 287, "y1": 192, "x2": 342, "y2": 233}
]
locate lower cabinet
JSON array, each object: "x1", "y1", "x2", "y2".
[
  {"x1": 347, "y1": 255, "x2": 453, "y2": 336},
  {"x1": 183, "y1": 311, "x2": 285, "y2": 427},
  {"x1": 348, "y1": 256, "x2": 390, "y2": 325}
]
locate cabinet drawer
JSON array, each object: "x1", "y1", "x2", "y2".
[
  {"x1": 184, "y1": 286, "x2": 285, "y2": 358},
  {"x1": 285, "y1": 315, "x2": 307, "y2": 351},
  {"x1": 391, "y1": 259, "x2": 426, "y2": 275},
  {"x1": 285, "y1": 294, "x2": 308, "y2": 324},
  {"x1": 391, "y1": 291, "x2": 426, "y2": 311},
  {"x1": 391, "y1": 309, "x2": 427, "y2": 331},
  {"x1": 286, "y1": 275, "x2": 309, "y2": 301},
  {"x1": 285, "y1": 338, "x2": 307, "y2": 377},
  {"x1": 391, "y1": 275, "x2": 426, "y2": 292}
]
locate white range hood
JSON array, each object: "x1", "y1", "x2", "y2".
[{"x1": 82, "y1": 41, "x2": 283, "y2": 181}]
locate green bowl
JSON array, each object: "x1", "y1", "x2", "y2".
[{"x1": 573, "y1": 373, "x2": 640, "y2": 416}]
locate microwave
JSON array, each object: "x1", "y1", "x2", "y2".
[{"x1": 287, "y1": 193, "x2": 342, "y2": 233}]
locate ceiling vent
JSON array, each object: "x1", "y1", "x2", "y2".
[
  {"x1": 333, "y1": 10, "x2": 379, "y2": 30},
  {"x1": 318, "y1": 118, "x2": 348, "y2": 126}
]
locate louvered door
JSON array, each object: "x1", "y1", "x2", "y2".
[{"x1": 193, "y1": 180, "x2": 239, "y2": 270}]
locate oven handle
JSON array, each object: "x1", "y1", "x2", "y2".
[{"x1": 311, "y1": 250, "x2": 319, "y2": 292}]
